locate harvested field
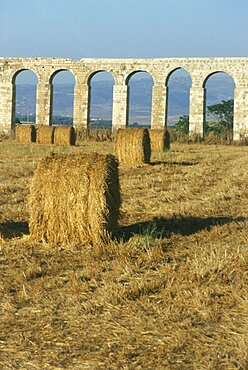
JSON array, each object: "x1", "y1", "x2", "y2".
[{"x1": 0, "y1": 139, "x2": 248, "y2": 369}]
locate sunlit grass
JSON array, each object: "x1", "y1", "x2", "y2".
[{"x1": 0, "y1": 139, "x2": 248, "y2": 369}]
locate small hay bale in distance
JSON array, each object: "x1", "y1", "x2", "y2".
[
  {"x1": 29, "y1": 152, "x2": 121, "y2": 246},
  {"x1": 114, "y1": 128, "x2": 151, "y2": 165},
  {"x1": 149, "y1": 129, "x2": 170, "y2": 152},
  {"x1": 54, "y1": 126, "x2": 76, "y2": 146},
  {"x1": 15, "y1": 124, "x2": 36, "y2": 143},
  {"x1": 36, "y1": 126, "x2": 54, "y2": 144}
]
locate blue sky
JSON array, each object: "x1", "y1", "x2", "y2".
[{"x1": 0, "y1": 0, "x2": 248, "y2": 59}]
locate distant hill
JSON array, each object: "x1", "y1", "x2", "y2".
[{"x1": 15, "y1": 74, "x2": 235, "y2": 125}]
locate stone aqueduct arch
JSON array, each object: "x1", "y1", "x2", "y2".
[{"x1": 0, "y1": 57, "x2": 248, "y2": 140}]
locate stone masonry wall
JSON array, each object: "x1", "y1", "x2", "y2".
[{"x1": 0, "y1": 57, "x2": 248, "y2": 140}]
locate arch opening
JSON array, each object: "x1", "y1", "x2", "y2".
[
  {"x1": 50, "y1": 70, "x2": 75, "y2": 126},
  {"x1": 12, "y1": 70, "x2": 38, "y2": 126},
  {"x1": 204, "y1": 72, "x2": 235, "y2": 142},
  {"x1": 166, "y1": 68, "x2": 192, "y2": 131},
  {"x1": 126, "y1": 71, "x2": 154, "y2": 128},
  {"x1": 88, "y1": 71, "x2": 115, "y2": 130}
]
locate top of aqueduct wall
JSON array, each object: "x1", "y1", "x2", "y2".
[{"x1": 0, "y1": 57, "x2": 248, "y2": 87}]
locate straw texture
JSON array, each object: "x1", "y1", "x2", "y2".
[
  {"x1": 114, "y1": 128, "x2": 151, "y2": 165},
  {"x1": 29, "y1": 152, "x2": 121, "y2": 245},
  {"x1": 15, "y1": 124, "x2": 36, "y2": 143},
  {"x1": 37, "y1": 126, "x2": 54, "y2": 144},
  {"x1": 149, "y1": 129, "x2": 170, "y2": 152},
  {"x1": 54, "y1": 126, "x2": 76, "y2": 146}
]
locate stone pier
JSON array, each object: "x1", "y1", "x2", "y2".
[{"x1": 0, "y1": 57, "x2": 248, "y2": 140}]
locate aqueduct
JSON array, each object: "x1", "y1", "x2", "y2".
[{"x1": 0, "y1": 57, "x2": 248, "y2": 140}]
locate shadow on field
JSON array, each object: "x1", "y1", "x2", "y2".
[
  {"x1": 1, "y1": 216, "x2": 246, "y2": 242},
  {"x1": 0, "y1": 221, "x2": 29, "y2": 239},
  {"x1": 150, "y1": 161, "x2": 197, "y2": 167},
  {"x1": 116, "y1": 216, "x2": 247, "y2": 242}
]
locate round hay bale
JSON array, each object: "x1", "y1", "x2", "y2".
[
  {"x1": 149, "y1": 129, "x2": 170, "y2": 152},
  {"x1": 15, "y1": 124, "x2": 36, "y2": 143},
  {"x1": 37, "y1": 126, "x2": 54, "y2": 144},
  {"x1": 29, "y1": 152, "x2": 121, "y2": 246},
  {"x1": 54, "y1": 126, "x2": 76, "y2": 146},
  {"x1": 114, "y1": 128, "x2": 151, "y2": 165}
]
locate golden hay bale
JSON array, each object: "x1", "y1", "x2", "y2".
[
  {"x1": 114, "y1": 128, "x2": 151, "y2": 165},
  {"x1": 15, "y1": 124, "x2": 36, "y2": 143},
  {"x1": 53, "y1": 126, "x2": 76, "y2": 146},
  {"x1": 36, "y1": 126, "x2": 54, "y2": 144},
  {"x1": 29, "y1": 152, "x2": 121, "y2": 246},
  {"x1": 149, "y1": 129, "x2": 170, "y2": 152}
]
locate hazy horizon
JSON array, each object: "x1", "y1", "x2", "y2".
[{"x1": 15, "y1": 71, "x2": 235, "y2": 126}]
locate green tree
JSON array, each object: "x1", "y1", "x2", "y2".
[
  {"x1": 173, "y1": 115, "x2": 189, "y2": 136},
  {"x1": 207, "y1": 99, "x2": 234, "y2": 132}
]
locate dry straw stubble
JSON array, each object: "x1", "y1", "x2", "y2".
[
  {"x1": 54, "y1": 125, "x2": 76, "y2": 146},
  {"x1": 36, "y1": 126, "x2": 55, "y2": 144},
  {"x1": 29, "y1": 152, "x2": 121, "y2": 246},
  {"x1": 15, "y1": 124, "x2": 36, "y2": 143},
  {"x1": 149, "y1": 128, "x2": 170, "y2": 152},
  {"x1": 1, "y1": 142, "x2": 248, "y2": 368},
  {"x1": 114, "y1": 128, "x2": 151, "y2": 165}
]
